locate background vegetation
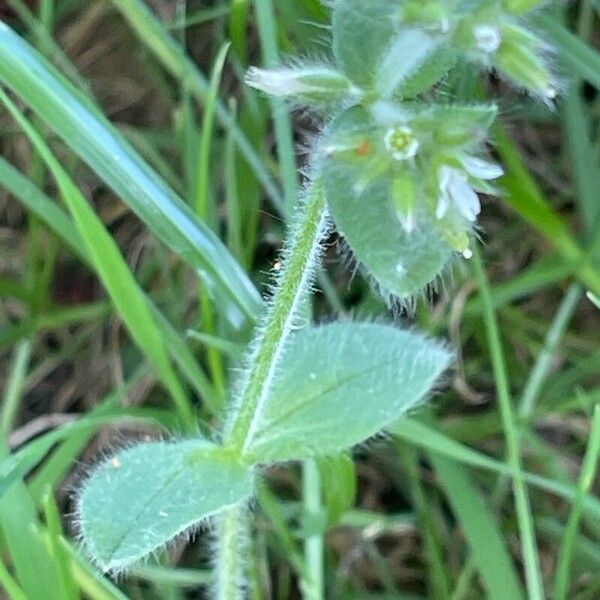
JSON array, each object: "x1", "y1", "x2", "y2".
[{"x1": 0, "y1": 0, "x2": 599, "y2": 598}]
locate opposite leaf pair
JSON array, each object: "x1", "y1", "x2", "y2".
[{"x1": 78, "y1": 323, "x2": 451, "y2": 571}]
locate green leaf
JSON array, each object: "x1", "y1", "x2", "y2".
[
  {"x1": 375, "y1": 27, "x2": 439, "y2": 99},
  {"x1": 77, "y1": 441, "x2": 253, "y2": 572},
  {"x1": 243, "y1": 322, "x2": 451, "y2": 462},
  {"x1": 323, "y1": 108, "x2": 453, "y2": 298},
  {"x1": 332, "y1": 0, "x2": 397, "y2": 87},
  {"x1": 394, "y1": 48, "x2": 457, "y2": 99},
  {"x1": 0, "y1": 21, "x2": 262, "y2": 326}
]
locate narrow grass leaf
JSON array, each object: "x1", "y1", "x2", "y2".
[
  {"x1": 392, "y1": 418, "x2": 600, "y2": 520},
  {"x1": 0, "y1": 410, "x2": 160, "y2": 501},
  {"x1": 77, "y1": 441, "x2": 254, "y2": 572},
  {"x1": 535, "y1": 13, "x2": 600, "y2": 90},
  {"x1": 553, "y1": 404, "x2": 600, "y2": 600},
  {"x1": 0, "y1": 559, "x2": 27, "y2": 600},
  {"x1": 243, "y1": 322, "x2": 451, "y2": 462},
  {"x1": 110, "y1": 0, "x2": 284, "y2": 214},
  {"x1": 0, "y1": 22, "x2": 262, "y2": 324},
  {"x1": 496, "y1": 126, "x2": 600, "y2": 299},
  {"x1": 0, "y1": 157, "x2": 215, "y2": 406},
  {"x1": 0, "y1": 91, "x2": 196, "y2": 425}
]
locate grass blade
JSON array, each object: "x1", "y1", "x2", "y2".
[
  {"x1": 472, "y1": 248, "x2": 544, "y2": 600},
  {"x1": 254, "y1": 0, "x2": 299, "y2": 216},
  {"x1": 535, "y1": 13, "x2": 600, "y2": 90},
  {"x1": 110, "y1": 0, "x2": 284, "y2": 215},
  {"x1": 0, "y1": 155, "x2": 216, "y2": 410},
  {"x1": 429, "y1": 454, "x2": 524, "y2": 600},
  {"x1": 553, "y1": 404, "x2": 600, "y2": 600},
  {"x1": 0, "y1": 21, "x2": 262, "y2": 324},
  {"x1": 0, "y1": 89, "x2": 195, "y2": 427}
]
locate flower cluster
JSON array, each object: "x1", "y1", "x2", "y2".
[
  {"x1": 321, "y1": 101, "x2": 503, "y2": 257},
  {"x1": 245, "y1": 0, "x2": 556, "y2": 295}
]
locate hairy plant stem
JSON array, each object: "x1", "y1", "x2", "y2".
[
  {"x1": 224, "y1": 182, "x2": 328, "y2": 454},
  {"x1": 216, "y1": 182, "x2": 327, "y2": 598},
  {"x1": 215, "y1": 506, "x2": 249, "y2": 600}
]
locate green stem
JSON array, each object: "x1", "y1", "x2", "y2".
[
  {"x1": 302, "y1": 459, "x2": 324, "y2": 600},
  {"x1": 472, "y1": 249, "x2": 545, "y2": 600},
  {"x1": 224, "y1": 183, "x2": 328, "y2": 454},
  {"x1": 0, "y1": 341, "x2": 32, "y2": 446},
  {"x1": 518, "y1": 284, "x2": 582, "y2": 418},
  {"x1": 553, "y1": 405, "x2": 600, "y2": 600},
  {"x1": 216, "y1": 183, "x2": 327, "y2": 598},
  {"x1": 254, "y1": 0, "x2": 298, "y2": 216},
  {"x1": 215, "y1": 506, "x2": 249, "y2": 600}
]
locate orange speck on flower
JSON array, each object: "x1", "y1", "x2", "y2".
[{"x1": 355, "y1": 140, "x2": 371, "y2": 157}]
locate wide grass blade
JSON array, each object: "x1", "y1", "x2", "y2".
[
  {"x1": 0, "y1": 22, "x2": 262, "y2": 325},
  {"x1": 429, "y1": 454, "x2": 524, "y2": 599}
]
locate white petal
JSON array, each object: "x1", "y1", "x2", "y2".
[
  {"x1": 436, "y1": 191, "x2": 450, "y2": 219},
  {"x1": 448, "y1": 174, "x2": 480, "y2": 221},
  {"x1": 438, "y1": 166, "x2": 453, "y2": 193},
  {"x1": 460, "y1": 156, "x2": 503, "y2": 180}
]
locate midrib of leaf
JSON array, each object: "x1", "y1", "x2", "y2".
[
  {"x1": 100, "y1": 466, "x2": 184, "y2": 569},
  {"x1": 248, "y1": 356, "x2": 402, "y2": 444}
]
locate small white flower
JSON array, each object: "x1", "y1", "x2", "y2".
[
  {"x1": 436, "y1": 166, "x2": 481, "y2": 222},
  {"x1": 384, "y1": 126, "x2": 420, "y2": 160},
  {"x1": 474, "y1": 24, "x2": 502, "y2": 54}
]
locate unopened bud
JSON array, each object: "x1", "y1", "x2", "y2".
[
  {"x1": 391, "y1": 175, "x2": 417, "y2": 232},
  {"x1": 495, "y1": 25, "x2": 554, "y2": 98},
  {"x1": 439, "y1": 219, "x2": 471, "y2": 256},
  {"x1": 245, "y1": 65, "x2": 360, "y2": 105},
  {"x1": 502, "y1": 0, "x2": 544, "y2": 15}
]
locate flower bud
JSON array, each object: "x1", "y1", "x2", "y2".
[
  {"x1": 391, "y1": 174, "x2": 417, "y2": 232},
  {"x1": 400, "y1": 0, "x2": 450, "y2": 32},
  {"x1": 245, "y1": 65, "x2": 360, "y2": 106},
  {"x1": 438, "y1": 218, "x2": 471, "y2": 256},
  {"x1": 502, "y1": 0, "x2": 544, "y2": 15},
  {"x1": 495, "y1": 25, "x2": 555, "y2": 98}
]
